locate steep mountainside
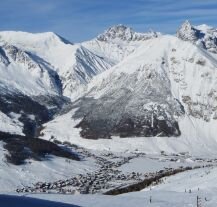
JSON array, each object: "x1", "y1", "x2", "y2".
[
  {"x1": 0, "y1": 31, "x2": 112, "y2": 100},
  {"x1": 41, "y1": 34, "x2": 217, "y2": 156},
  {"x1": 71, "y1": 35, "x2": 217, "y2": 138},
  {"x1": 0, "y1": 31, "x2": 114, "y2": 136},
  {"x1": 0, "y1": 40, "x2": 65, "y2": 136},
  {"x1": 0, "y1": 43, "x2": 62, "y2": 96}
]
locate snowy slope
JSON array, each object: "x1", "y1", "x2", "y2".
[
  {"x1": 0, "y1": 111, "x2": 23, "y2": 135},
  {"x1": 41, "y1": 35, "x2": 217, "y2": 156},
  {"x1": 0, "y1": 31, "x2": 113, "y2": 100},
  {"x1": 0, "y1": 40, "x2": 66, "y2": 136},
  {"x1": 40, "y1": 109, "x2": 217, "y2": 156},
  {"x1": 25, "y1": 166, "x2": 217, "y2": 207},
  {"x1": 83, "y1": 25, "x2": 160, "y2": 63},
  {"x1": 59, "y1": 45, "x2": 112, "y2": 99},
  {"x1": 86, "y1": 34, "x2": 217, "y2": 122},
  {"x1": 0, "y1": 43, "x2": 61, "y2": 96},
  {"x1": 0, "y1": 140, "x2": 97, "y2": 193},
  {"x1": 77, "y1": 35, "x2": 217, "y2": 138}
]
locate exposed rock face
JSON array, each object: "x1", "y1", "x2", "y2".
[
  {"x1": 74, "y1": 66, "x2": 184, "y2": 139},
  {"x1": 197, "y1": 25, "x2": 217, "y2": 54},
  {"x1": 61, "y1": 46, "x2": 112, "y2": 99},
  {"x1": 97, "y1": 24, "x2": 159, "y2": 42},
  {"x1": 0, "y1": 91, "x2": 68, "y2": 136},
  {"x1": 177, "y1": 20, "x2": 217, "y2": 53},
  {"x1": 0, "y1": 47, "x2": 10, "y2": 66},
  {"x1": 177, "y1": 20, "x2": 199, "y2": 42}
]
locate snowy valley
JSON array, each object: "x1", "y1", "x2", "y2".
[{"x1": 1, "y1": 21, "x2": 217, "y2": 206}]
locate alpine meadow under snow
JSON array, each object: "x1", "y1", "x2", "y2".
[{"x1": 1, "y1": 21, "x2": 217, "y2": 206}]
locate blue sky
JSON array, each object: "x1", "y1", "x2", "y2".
[{"x1": 1, "y1": 0, "x2": 217, "y2": 42}]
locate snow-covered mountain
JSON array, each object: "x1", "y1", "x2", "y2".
[
  {"x1": 97, "y1": 24, "x2": 159, "y2": 42},
  {"x1": 0, "y1": 26, "x2": 160, "y2": 102},
  {"x1": 0, "y1": 31, "x2": 115, "y2": 136},
  {"x1": 83, "y1": 24, "x2": 160, "y2": 63},
  {"x1": 177, "y1": 20, "x2": 217, "y2": 54},
  {"x1": 1, "y1": 22, "x2": 217, "y2": 155},
  {"x1": 41, "y1": 31, "x2": 217, "y2": 156},
  {"x1": 2, "y1": 22, "x2": 217, "y2": 207},
  {"x1": 0, "y1": 31, "x2": 112, "y2": 100},
  {"x1": 0, "y1": 43, "x2": 62, "y2": 96},
  {"x1": 76, "y1": 23, "x2": 217, "y2": 144}
]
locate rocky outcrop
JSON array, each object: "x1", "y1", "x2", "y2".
[{"x1": 97, "y1": 24, "x2": 159, "y2": 42}]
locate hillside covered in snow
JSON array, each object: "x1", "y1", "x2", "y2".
[
  {"x1": 1, "y1": 21, "x2": 217, "y2": 207},
  {"x1": 39, "y1": 22, "x2": 217, "y2": 157}
]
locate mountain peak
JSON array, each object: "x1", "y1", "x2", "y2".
[
  {"x1": 181, "y1": 20, "x2": 192, "y2": 28},
  {"x1": 176, "y1": 21, "x2": 217, "y2": 53},
  {"x1": 97, "y1": 24, "x2": 159, "y2": 42},
  {"x1": 108, "y1": 24, "x2": 131, "y2": 32},
  {"x1": 97, "y1": 24, "x2": 134, "y2": 41},
  {"x1": 0, "y1": 31, "x2": 73, "y2": 48},
  {"x1": 177, "y1": 20, "x2": 199, "y2": 42}
]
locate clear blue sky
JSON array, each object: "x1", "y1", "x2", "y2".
[{"x1": 1, "y1": 0, "x2": 217, "y2": 42}]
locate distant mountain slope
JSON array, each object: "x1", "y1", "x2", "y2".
[
  {"x1": 0, "y1": 31, "x2": 113, "y2": 100},
  {"x1": 0, "y1": 31, "x2": 114, "y2": 136},
  {"x1": 40, "y1": 34, "x2": 217, "y2": 156},
  {"x1": 0, "y1": 38, "x2": 63, "y2": 96},
  {"x1": 0, "y1": 26, "x2": 161, "y2": 101},
  {"x1": 1, "y1": 22, "x2": 217, "y2": 155},
  {"x1": 70, "y1": 35, "x2": 217, "y2": 138}
]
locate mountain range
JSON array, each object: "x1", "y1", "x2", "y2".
[{"x1": 1, "y1": 20, "x2": 217, "y2": 155}]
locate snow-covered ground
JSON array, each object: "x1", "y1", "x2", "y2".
[
  {"x1": 13, "y1": 166, "x2": 215, "y2": 207},
  {"x1": 0, "y1": 142, "x2": 97, "y2": 193},
  {"x1": 118, "y1": 155, "x2": 201, "y2": 174},
  {"x1": 40, "y1": 108, "x2": 217, "y2": 157},
  {"x1": 25, "y1": 191, "x2": 216, "y2": 207},
  {"x1": 0, "y1": 111, "x2": 23, "y2": 135},
  {"x1": 1, "y1": 157, "x2": 216, "y2": 206}
]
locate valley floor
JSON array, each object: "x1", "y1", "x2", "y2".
[
  {"x1": 1, "y1": 140, "x2": 217, "y2": 206},
  {"x1": 5, "y1": 165, "x2": 217, "y2": 207}
]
